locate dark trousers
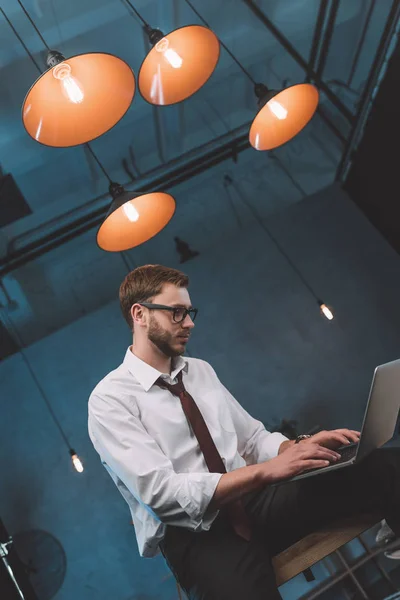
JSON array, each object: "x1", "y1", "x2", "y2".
[{"x1": 160, "y1": 448, "x2": 400, "y2": 600}]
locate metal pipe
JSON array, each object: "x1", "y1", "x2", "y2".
[
  {"x1": 0, "y1": 540, "x2": 26, "y2": 600},
  {"x1": 242, "y1": 0, "x2": 354, "y2": 123}
]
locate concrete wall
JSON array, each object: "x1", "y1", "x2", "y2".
[{"x1": 1, "y1": 183, "x2": 400, "y2": 599}]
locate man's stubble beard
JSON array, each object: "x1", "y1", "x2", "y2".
[{"x1": 147, "y1": 314, "x2": 183, "y2": 358}]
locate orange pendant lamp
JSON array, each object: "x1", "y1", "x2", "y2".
[
  {"x1": 139, "y1": 25, "x2": 220, "y2": 105},
  {"x1": 182, "y1": 0, "x2": 318, "y2": 150},
  {"x1": 84, "y1": 146, "x2": 175, "y2": 252},
  {"x1": 18, "y1": 0, "x2": 135, "y2": 147},
  {"x1": 249, "y1": 83, "x2": 319, "y2": 151},
  {"x1": 97, "y1": 183, "x2": 176, "y2": 252},
  {"x1": 23, "y1": 51, "x2": 135, "y2": 147},
  {"x1": 124, "y1": 0, "x2": 220, "y2": 105}
]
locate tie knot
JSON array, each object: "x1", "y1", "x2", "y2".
[{"x1": 156, "y1": 372, "x2": 185, "y2": 397}]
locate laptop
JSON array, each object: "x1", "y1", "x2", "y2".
[{"x1": 284, "y1": 358, "x2": 400, "y2": 484}]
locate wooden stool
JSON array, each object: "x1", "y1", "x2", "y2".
[
  {"x1": 272, "y1": 512, "x2": 383, "y2": 586},
  {"x1": 176, "y1": 512, "x2": 383, "y2": 597}
]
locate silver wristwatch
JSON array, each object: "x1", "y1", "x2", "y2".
[{"x1": 294, "y1": 434, "x2": 313, "y2": 444}]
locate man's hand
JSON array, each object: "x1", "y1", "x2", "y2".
[
  {"x1": 304, "y1": 429, "x2": 360, "y2": 450},
  {"x1": 263, "y1": 441, "x2": 342, "y2": 484}
]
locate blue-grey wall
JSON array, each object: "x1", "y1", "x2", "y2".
[{"x1": 1, "y1": 183, "x2": 400, "y2": 599}]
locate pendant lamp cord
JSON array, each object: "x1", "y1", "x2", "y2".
[
  {"x1": 223, "y1": 175, "x2": 319, "y2": 300},
  {"x1": 0, "y1": 303, "x2": 71, "y2": 451},
  {"x1": 85, "y1": 145, "x2": 113, "y2": 184},
  {"x1": 16, "y1": 0, "x2": 51, "y2": 50},
  {"x1": 0, "y1": 7, "x2": 42, "y2": 74},
  {"x1": 183, "y1": 0, "x2": 257, "y2": 85},
  {"x1": 120, "y1": 252, "x2": 134, "y2": 272},
  {"x1": 122, "y1": 0, "x2": 151, "y2": 29}
]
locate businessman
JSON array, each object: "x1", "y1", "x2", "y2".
[{"x1": 88, "y1": 264, "x2": 400, "y2": 599}]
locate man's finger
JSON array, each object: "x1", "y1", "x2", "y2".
[
  {"x1": 303, "y1": 444, "x2": 340, "y2": 460},
  {"x1": 302, "y1": 459, "x2": 330, "y2": 472},
  {"x1": 327, "y1": 433, "x2": 353, "y2": 446},
  {"x1": 335, "y1": 429, "x2": 360, "y2": 441}
]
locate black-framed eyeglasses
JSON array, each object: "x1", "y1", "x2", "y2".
[{"x1": 139, "y1": 303, "x2": 198, "y2": 323}]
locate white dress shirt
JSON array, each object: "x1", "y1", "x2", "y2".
[{"x1": 88, "y1": 348, "x2": 288, "y2": 557}]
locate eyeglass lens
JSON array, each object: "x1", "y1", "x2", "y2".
[{"x1": 173, "y1": 308, "x2": 197, "y2": 323}]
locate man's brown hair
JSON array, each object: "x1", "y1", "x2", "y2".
[{"x1": 119, "y1": 264, "x2": 189, "y2": 330}]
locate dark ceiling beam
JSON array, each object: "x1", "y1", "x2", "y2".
[
  {"x1": 336, "y1": 0, "x2": 400, "y2": 181},
  {"x1": 0, "y1": 125, "x2": 251, "y2": 277},
  {"x1": 346, "y1": 0, "x2": 377, "y2": 89},
  {"x1": 242, "y1": 0, "x2": 354, "y2": 123},
  {"x1": 315, "y1": 0, "x2": 340, "y2": 82},
  {"x1": 306, "y1": 0, "x2": 328, "y2": 82},
  {"x1": 306, "y1": 0, "x2": 329, "y2": 81}
]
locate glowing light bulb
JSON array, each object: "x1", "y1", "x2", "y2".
[
  {"x1": 53, "y1": 62, "x2": 84, "y2": 104},
  {"x1": 123, "y1": 202, "x2": 139, "y2": 222},
  {"x1": 70, "y1": 449, "x2": 84, "y2": 473},
  {"x1": 155, "y1": 38, "x2": 183, "y2": 69},
  {"x1": 267, "y1": 99, "x2": 288, "y2": 120},
  {"x1": 320, "y1": 303, "x2": 334, "y2": 321}
]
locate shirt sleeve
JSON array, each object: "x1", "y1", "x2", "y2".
[
  {"x1": 88, "y1": 391, "x2": 222, "y2": 531},
  {"x1": 211, "y1": 371, "x2": 289, "y2": 464}
]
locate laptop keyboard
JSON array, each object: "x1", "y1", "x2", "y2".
[
  {"x1": 299, "y1": 443, "x2": 359, "y2": 476},
  {"x1": 335, "y1": 443, "x2": 358, "y2": 464}
]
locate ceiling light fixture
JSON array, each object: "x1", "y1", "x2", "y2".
[
  {"x1": 223, "y1": 175, "x2": 334, "y2": 321},
  {"x1": 0, "y1": 301, "x2": 85, "y2": 473},
  {"x1": 16, "y1": 0, "x2": 135, "y2": 147},
  {"x1": 84, "y1": 146, "x2": 175, "y2": 252},
  {"x1": 123, "y1": 0, "x2": 220, "y2": 105},
  {"x1": 184, "y1": 0, "x2": 319, "y2": 150}
]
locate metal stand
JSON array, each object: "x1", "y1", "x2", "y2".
[
  {"x1": 0, "y1": 537, "x2": 26, "y2": 600},
  {"x1": 301, "y1": 536, "x2": 400, "y2": 600}
]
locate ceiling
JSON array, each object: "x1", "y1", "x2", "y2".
[{"x1": 0, "y1": 0, "x2": 398, "y2": 348}]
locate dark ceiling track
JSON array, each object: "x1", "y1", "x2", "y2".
[
  {"x1": 242, "y1": 0, "x2": 354, "y2": 123},
  {"x1": 306, "y1": 0, "x2": 329, "y2": 81},
  {"x1": 346, "y1": 0, "x2": 377, "y2": 88},
  {"x1": 336, "y1": 0, "x2": 400, "y2": 181},
  {"x1": 314, "y1": 0, "x2": 340, "y2": 82},
  {"x1": 0, "y1": 128, "x2": 251, "y2": 277}
]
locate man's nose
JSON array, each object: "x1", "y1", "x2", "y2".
[{"x1": 182, "y1": 314, "x2": 195, "y2": 328}]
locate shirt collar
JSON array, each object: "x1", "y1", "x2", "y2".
[{"x1": 123, "y1": 347, "x2": 188, "y2": 392}]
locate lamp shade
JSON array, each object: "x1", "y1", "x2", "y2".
[
  {"x1": 97, "y1": 186, "x2": 176, "y2": 252},
  {"x1": 22, "y1": 52, "x2": 135, "y2": 147},
  {"x1": 138, "y1": 25, "x2": 220, "y2": 105},
  {"x1": 249, "y1": 83, "x2": 319, "y2": 151}
]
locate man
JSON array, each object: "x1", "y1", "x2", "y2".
[{"x1": 88, "y1": 264, "x2": 400, "y2": 599}]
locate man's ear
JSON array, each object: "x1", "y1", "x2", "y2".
[{"x1": 131, "y1": 304, "x2": 146, "y2": 328}]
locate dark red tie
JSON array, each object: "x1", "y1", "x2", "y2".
[{"x1": 156, "y1": 371, "x2": 252, "y2": 541}]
